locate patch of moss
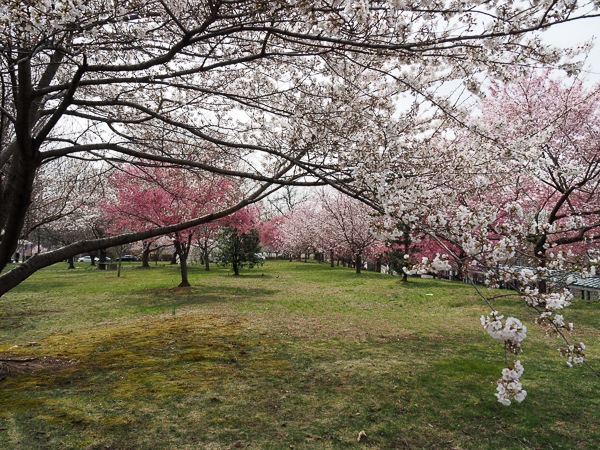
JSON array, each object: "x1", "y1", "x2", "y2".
[{"x1": 0, "y1": 312, "x2": 289, "y2": 448}]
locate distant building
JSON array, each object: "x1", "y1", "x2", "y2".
[{"x1": 567, "y1": 277, "x2": 600, "y2": 301}]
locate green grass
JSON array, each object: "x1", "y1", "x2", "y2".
[{"x1": 0, "y1": 260, "x2": 599, "y2": 449}]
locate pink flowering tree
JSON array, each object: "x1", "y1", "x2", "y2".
[
  {"x1": 257, "y1": 215, "x2": 284, "y2": 256},
  {"x1": 274, "y1": 202, "x2": 323, "y2": 262},
  {"x1": 317, "y1": 189, "x2": 382, "y2": 273},
  {"x1": 101, "y1": 165, "x2": 248, "y2": 287},
  {"x1": 275, "y1": 190, "x2": 382, "y2": 272}
]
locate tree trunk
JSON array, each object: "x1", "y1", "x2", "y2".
[
  {"x1": 174, "y1": 238, "x2": 191, "y2": 287},
  {"x1": 0, "y1": 60, "x2": 38, "y2": 270},
  {"x1": 203, "y1": 244, "x2": 210, "y2": 271},
  {"x1": 376, "y1": 257, "x2": 381, "y2": 273},
  {"x1": 179, "y1": 256, "x2": 190, "y2": 286},
  {"x1": 330, "y1": 249, "x2": 334, "y2": 267},
  {"x1": 67, "y1": 256, "x2": 75, "y2": 269},
  {"x1": 98, "y1": 250, "x2": 107, "y2": 270},
  {"x1": 141, "y1": 242, "x2": 151, "y2": 268},
  {"x1": 356, "y1": 253, "x2": 362, "y2": 274}
]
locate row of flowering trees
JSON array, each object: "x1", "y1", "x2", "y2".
[
  {"x1": 269, "y1": 189, "x2": 384, "y2": 272},
  {"x1": 268, "y1": 189, "x2": 457, "y2": 277}
]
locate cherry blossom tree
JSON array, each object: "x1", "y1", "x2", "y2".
[
  {"x1": 275, "y1": 196, "x2": 338, "y2": 263},
  {"x1": 359, "y1": 72, "x2": 600, "y2": 405},
  {"x1": 101, "y1": 165, "x2": 250, "y2": 286},
  {"x1": 317, "y1": 189, "x2": 381, "y2": 273},
  {"x1": 274, "y1": 190, "x2": 382, "y2": 271},
  {"x1": 2, "y1": 0, "x2": 599, "y2": 295},
  {"x1": 20, "y1": 159, "x2": 101, "y2": 242},
  {"x1": 257, "y1": 215, "x2": 284, "y2": 257}
]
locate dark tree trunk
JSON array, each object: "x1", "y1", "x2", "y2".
[
  {"x1": 141, "y1": 242, "x2": 151, "y2": 268},
  {"x1": 170, "y1": 251, "x2": 178, "y2": 265},
  {"x1": 0, "y1": 60, "x2": 38, "y2": 270},
  {"x1": 356, "y1": 254, "x2": 362, "y2": 274},
  {"x1": 456, "y1": 261, "x2": 464, "y2": 281},
  {"x1": 98, "y1": 250, "x2": 107, "y2": 270},
  {"x1": 174, "y1": 237, "x2": 192, "y2": 287},
  {"x1": 67, "y1": 256, "x2": 75, "y2": 269},
  {"x1": 330, "y1": 249, "x2": 334, "y2": 267},
  {"x1": 179, "y1": 256, "x2": 190, "y2": 286},
  {"x1": 203, "y1": 242, "x2": 210, "y2": 271},
  {"x1": 117, "y1": 258, "x2": 123, "y2": 278},
  {"x1": 376, "y1": 257, "x2": 382, "y2": 273}
]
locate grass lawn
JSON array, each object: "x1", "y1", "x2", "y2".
[{"x1": 0, "y1": 260, "x2": 599, "y2": 449}]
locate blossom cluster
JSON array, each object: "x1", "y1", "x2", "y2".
[
  {"x1": 522, "y1": 287, "x2": 573, "y2": 312},
  {"x1": 480, "y1": 311, "x2": 527, "y2": 355},
  {"x1": 559, "y1": 343, "x2": 586, "y2": 368},
  {"x1": 405, "y1": 253, "x2": 452, "y2": 275},
  {"x1": 495, "y1": 361, "x2": 527, "y2": 406},
  {"x1": 535, "y1": 311, "x2": 574, "y2": 337}
]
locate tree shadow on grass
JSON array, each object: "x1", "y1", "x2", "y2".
[
  {"x1": 6, "y1": 279, "x2": 71, "y2": 294},
  {"x1": 125, "y1": 285, "x2": 280, "y2": 315}
]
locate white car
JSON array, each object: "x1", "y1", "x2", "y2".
[{"x1": 77, "y1": 256, "x2": 111, "y2": 262}]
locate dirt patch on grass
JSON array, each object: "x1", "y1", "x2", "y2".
[{"x1": 0, "y1": 356, "x2": 75, "y2": 378}]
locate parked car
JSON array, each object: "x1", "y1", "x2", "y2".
[
  {"x1": 115, "y1": 255, "x2": 139, "y2": 262},
  {"x1": 77, "y1": 256, "x2": 111, "y2": 262}
]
